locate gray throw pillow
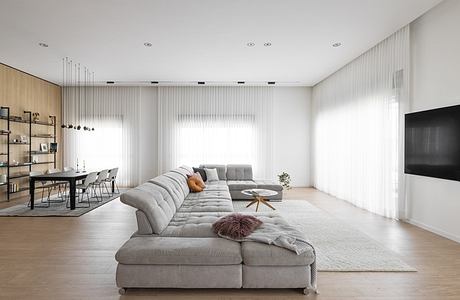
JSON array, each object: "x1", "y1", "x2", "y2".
[{"x1": 205, "y1": 168, "x2": 219, "y2": 181}]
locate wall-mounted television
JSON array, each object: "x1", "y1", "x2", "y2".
[{"x1": 405, "y1": 104, "x2": 460, "y2": 181}]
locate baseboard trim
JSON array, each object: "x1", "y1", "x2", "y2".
[{"x1": 406, "y1": 218, "x2": 460, "y2": 244}]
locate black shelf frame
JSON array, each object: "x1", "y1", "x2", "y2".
[{"x1": 0, "y1": 106, "x2": 57, "y2": 201}]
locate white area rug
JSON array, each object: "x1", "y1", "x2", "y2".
[{"x1": 233, "y1": 200, "x2": 416, "y2": 272}]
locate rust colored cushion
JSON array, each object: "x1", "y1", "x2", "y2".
[
  {"x1": 187, "y1": 175, "x2": 204, "y2": 193},
  {"x1": 212, "y1": 213, "x2": 263, "y2": 240},
  {"x1": 193, "y1": 172, "x2": 206, "y2": 188}
]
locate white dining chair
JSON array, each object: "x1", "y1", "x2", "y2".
[
  {"x1": 27, "y1": 171, "x2": 59, "y2": 208},
  {"x1": 66, "y1": 171, "x2": 98, "y2": 208}
]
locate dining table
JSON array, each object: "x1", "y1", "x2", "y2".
[{"x1": 29, "y1": 170, "x2": 115, "y2": 210}]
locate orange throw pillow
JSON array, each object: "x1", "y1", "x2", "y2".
[
  {"x1": 187, "y1": 175, "x2": 203, "y2": 193},
  {"x1": 193, "y1": 172, "x2": 206, "y2": 188}
]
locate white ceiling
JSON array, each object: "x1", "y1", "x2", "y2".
[{"x1": 0, "y1": 0, "x2": 442, "y2": 86}]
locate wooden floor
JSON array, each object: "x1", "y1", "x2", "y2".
[{"x1": 0, "y1": 188, "x2": 459, "y2": 300}]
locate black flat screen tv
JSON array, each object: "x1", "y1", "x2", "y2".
[{"x1": 405, "y1": 104, "x2": 460, "y2": 181}]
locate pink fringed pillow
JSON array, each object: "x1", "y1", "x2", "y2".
[{"x1": 212, "y1": 213, "x2": 263, "y2": 240}]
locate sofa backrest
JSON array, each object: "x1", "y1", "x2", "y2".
[
  {"x1": 226, "y1": 164, "x2": 253, "y2": 181},
  {"x1": 149, "y1": 172, "x2": 187, "y2": 209},
  {"x1": 200, "y1": 164, "x2": 227, "y2": 180},
  {"x1": 120, "y1": 182, "x2": 177, "y2": 234}
]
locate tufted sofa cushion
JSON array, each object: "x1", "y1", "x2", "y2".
[
  {"x1": 226, "y1": 164, "x2": 253, "y2": 181},
  {"x1": 120, "y1": 183, "x2": 176, "y2": 234},
  {"x1": 149, "y1": 173, "x2": 186, "y2": 209},
  {"x1": 199, "y1": 164, "x2": 227, "y2": 180}
]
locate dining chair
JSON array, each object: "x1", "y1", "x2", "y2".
[
  {"x1": 64, "y1": 166, "x2": 74, "y2": 172},
  {"x1": 105, "y1": 167, "x2": 120, "y2": 195},
  {"x1": 47, "y1": 168, "x2": 66, "y2": 202},
  {"x1": 66, "y1": 171, "x2": 98, "y2": 208},
  {"x1": 27, "y1": 171, "x2": 59, "y2": 208},
  {"x1": 92, "y1": 169, "x2": 110, "y2": 202}
]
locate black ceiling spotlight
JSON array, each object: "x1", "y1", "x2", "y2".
[
  {"x1": 76, "y1": 125, "x2": 81, "y2": 130},
  {"x1": 151, "y1": 81, "x2": 159, "y2": 84},
  {"x1": 61, "y1": 124, "x2": 67, "y2": 128},
  {"x1": 237, "y1": 81, "x2": 245, "y2": 84},
  {"x1": 68, "y1": 124, "x2": 74, "y2": 129},
  {"x1": 198, "y1": 81, "x2": 205, "y2": 85},
  {"x1": 91, "y1": 128, "x2": 95, "y2": 131},
  {"x1": 267, "y1": 81, "x2": 276, "y2": 85}
]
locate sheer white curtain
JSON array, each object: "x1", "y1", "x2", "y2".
[
  {"x1": 157, "y1": 86, "x2": 274, "y2": 179},
  {"x1": 312, "y1": 26, "x2": 409, "y2": 219},
  {"x1": 63, "y1": 87, "x2": 140, "y2": 187}
]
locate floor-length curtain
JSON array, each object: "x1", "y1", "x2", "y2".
[
  {"x1": 311, "y1": 26, "x2": 410, "y2": 219},
  {"x1": 157, "y1": 86, "x2": 274, "y2": 179},
  {"x1": 63, "y1": 86, "x2": 140, "y2": 187}
]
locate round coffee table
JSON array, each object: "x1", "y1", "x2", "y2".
[{"x1": 241, "y1": 189, "x2": 278, "y2": 212}]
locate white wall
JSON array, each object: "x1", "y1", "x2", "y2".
[
  {"x1": 408, "y1": 0, "x2": 460, "y2": 242},
  {"x1": 136, "y1": 86, "x2": 312, "y2": 187},
  {"x1": 273, "y1": 87, "x2": 311, "y2": 187}
]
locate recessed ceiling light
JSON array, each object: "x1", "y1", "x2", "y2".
[
  {"x1": 267, "y1": 81, "x2": 276, "y2": 85},
  {"x1": 237, "y1": 81, "x2": 245, "y2": 84},
  {"x1": 332, "y1": 42, "x2": 342, "y2": 48},
  {"x1": 106, "y1": 81, "x2": 115, "y2": 84},
  {"x1": 38, "y1": 42, "x2": 48, "y2": 48},
  {"x1": 150, "y1": 81, "x2": 159, "y2": 84},
  {"x1": 198, "y1": 81, "x2": 205, "y2": 85},
  {"x1": 264, "y1": 42, "x2": 272, "y2": 47},
  {"x1": 247, "y1": 42, "x2": 255, "y2": 47},
  {"x1": 144, "y1": 42, "x2": 152, "y2": 47}
]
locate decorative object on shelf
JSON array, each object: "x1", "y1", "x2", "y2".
[
  {"x1": 0, "y1": 161, "x2": 7, "y2": 167},
  {"x1": 39, "y1": 143, "x2": 48, "y2": 152},
  {"x1": 49, "y1": 116, "x2": 55, "y2": 125},
  {"x1": 61, "y1": 57, "x2": 96, "y2": 132},
  {"x1": 32, "y1": 112, "x2": 40, "y2": 122},
  {"x1": 50, "y1": 142, "x2": 58, "y2": 153},
  {"x1": 12, "y1": 160, "x2": 19, "y2": 166},
  {"x1": 0, "y1": 174, "x2": 7, "y2": 184},
  {"x1": 20, "y1": 135, "x2": 28, "y2": 143},
  {"x1": 0, "y1": 108, "x2": 8, "y2": 117},
  {"x1": 278, "y1": 172, "x2": 291, "y2": 190},
  {"x1": 0, "y1": 129, "x2": 10, "y2": 134},
  {"x1": 31, "y1": 155, "x2": 39, "y2": 163}
]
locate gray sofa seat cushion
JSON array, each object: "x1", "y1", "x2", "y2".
[
  {"x1": 226, "y1": 164, "x2": 253, "y2": 180},
  {"x1": 254, "y1": 180, "x2": 283, "y2": 191},
  {"x1": 115, "y1": 237, "x2": 242, "y2": 265},
  {"x1": 205, "y1": 180, "x2": 228, "y2": 187},
  {"x1": 200, "y1": 164, "x2": 227, "y2": 180},
  {"x1": 177, "y1": 197, "x2": 234, "y2": 213},
  {"x1": 242, "y1": 242, "x2": 315, "y2": 266},
  {"x1": 227, "y1": 180, "x2": 257, "y2": 191},
  {"x1": 161, "y1": 212, "x2": 230, "y2": 237},
  {"x1": 186, "y1": 189, "x2": 231, "y2": 200},
  {"x1": 203, "y1": 184, "x2": 229, "y2": 192},
  {"x1": 120, "y1": 183, "x2": 176, "y2": 234}
]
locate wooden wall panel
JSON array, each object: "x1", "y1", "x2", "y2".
[{"x1": 0, "y1": 63, "x2": 62, "y2": 202}]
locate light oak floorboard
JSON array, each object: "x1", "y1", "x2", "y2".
[{"x1": 0, "y1": 188, "x2": 459, "y2": 299}]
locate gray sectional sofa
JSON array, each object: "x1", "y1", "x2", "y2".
[
  {"x1": 200, "y1": 164, "x2": 283, "y2": 201},
  {"x1": 116, "y1": 165, "x2": 315, "y2": 295}
]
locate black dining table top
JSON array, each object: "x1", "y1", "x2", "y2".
[{"x1": 30, "y1": 171, "x2": 92, "y2": 179}]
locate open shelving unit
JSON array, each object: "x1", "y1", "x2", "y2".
[{"x1": 0, "y1": 106, "x2": 57, "y2": 201}]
